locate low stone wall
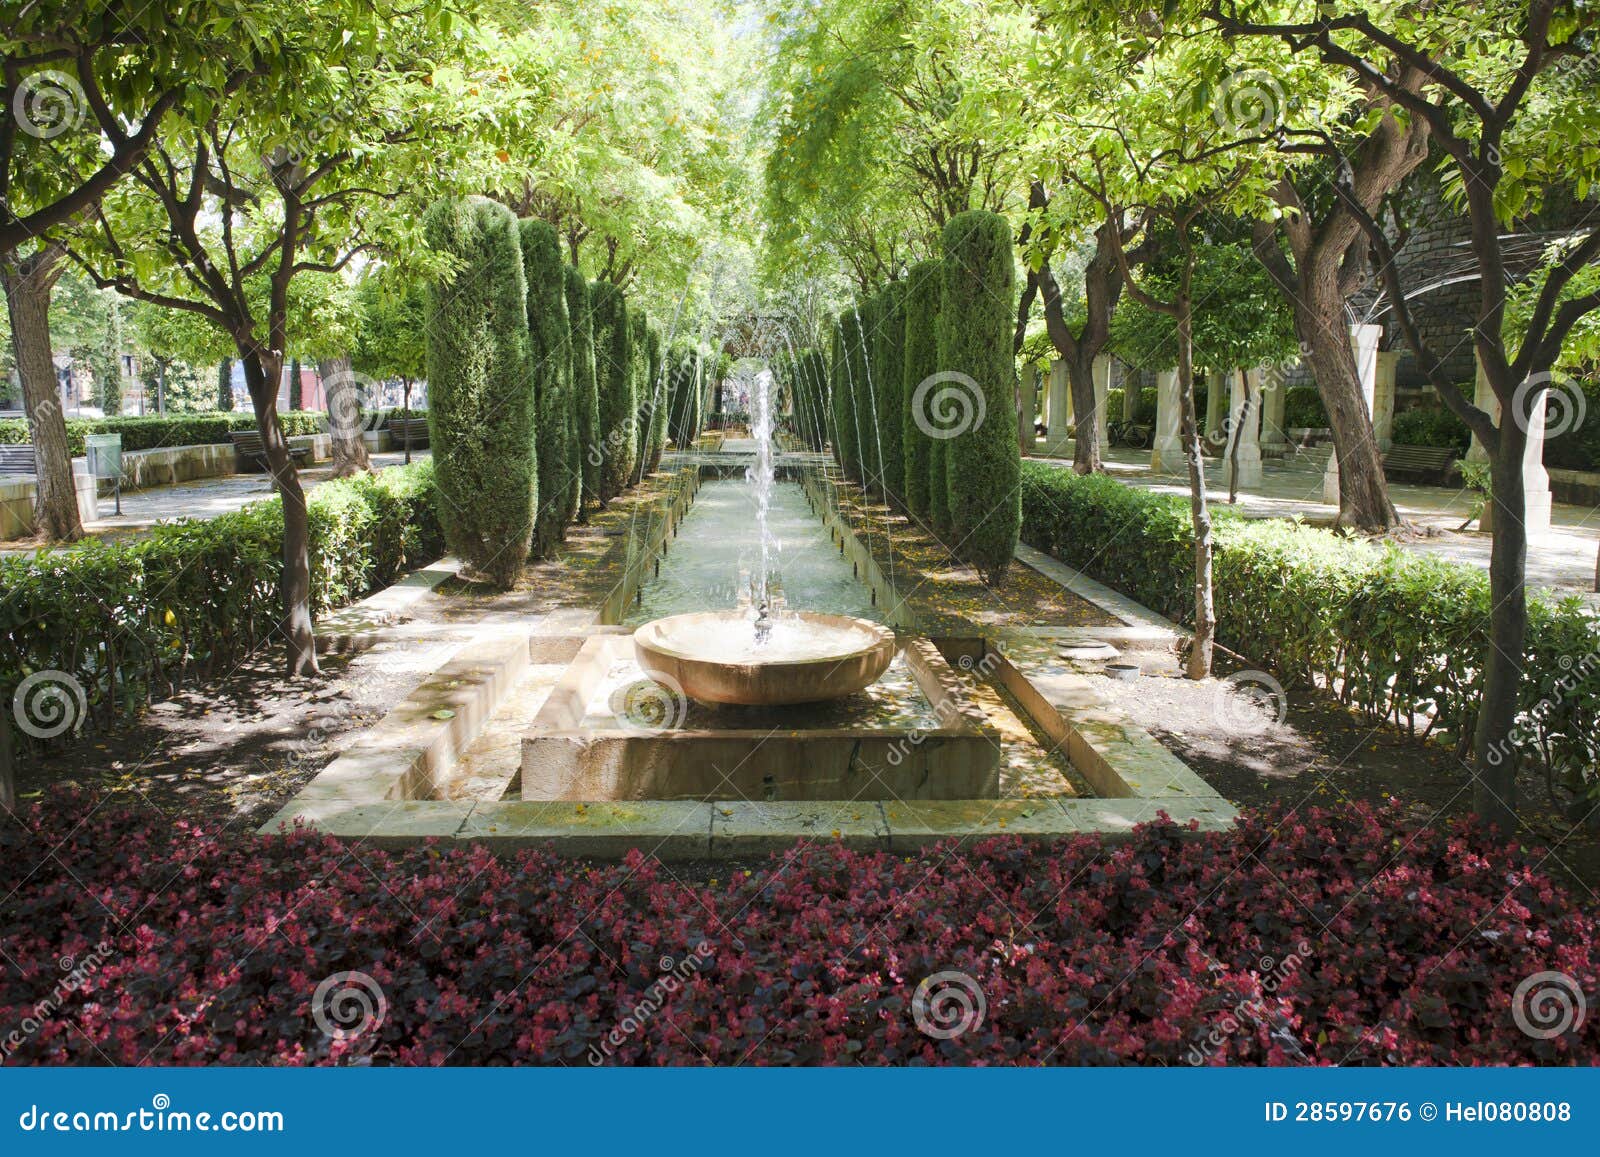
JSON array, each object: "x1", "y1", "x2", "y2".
[
  {"x1": 1549, "y1": 467, "x2": 1600, "y2": 508},
  {"x1": 89, "y1": 432, "x2": 333, "y2": 494},
  {"x1": 0, "y1": 471, "x2": 99, "y2": 539}
]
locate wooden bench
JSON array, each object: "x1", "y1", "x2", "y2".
[
  {"x1": 385, "y1": 416, "x2": 430, "y2": 448},
  {"x1": 229, "y1": 429, "x2": 310, "y2": 473},
  {"x1": 1383, "y1": 443, "x2": 1457, "y2": 483},
  {"x1": 0, "y1": 443, "x2": 36, "y2": 475}
]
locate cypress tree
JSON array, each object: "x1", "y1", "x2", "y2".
[
  {"x1": 424, "y1": 196, "x2": 537, "y2": 588},
  {"x1": 564, "y1": 267, "x2": 600, "y2": 520},
  {"x1": 643, "y1": 320, "x2": 668, "y2": 474},
  {"x1": 872, "y1": 280, "x2": 907, "y2": 503},
  {"x1": 851, "y1": 296, "x2": 882, "y2": 492},
  {"x1": 830, "y1": 312, "x2": 859, "y2": 481},
  {"x1": 518, "y1": 219, "x2": 574, "y2": 558},
  {"x1": 902, "y1": 259, "x2": 941, "y2": 521},
  {"x1": 590, "y1": 281, "x2": 634, "y2": 502},
  {"x1": 937, "y1": 210, "x2": 1019, "y2": 583},
  {"x1": 666, "y1": 344, "x2": 701, "y2": 447},
  {"x1": 796, "y1": 349, "x2": 829, "y2": 451},
  {"x1": 626, "y1": 309, "x2": 651, "y2": 482},
  {"x1": 216, "y1": 358, "x2": 233, "y2": 411}
]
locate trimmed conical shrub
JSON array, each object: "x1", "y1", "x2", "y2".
[
  {"x1": 937, "y1": 210, "x2": 1020, "y2": 583},
  {"x1": 794, "y1": 348, "x2": 829, "y2": 451},
  {"x1": 424, "y1": 196, "x2": 537, "y2": 588},
  {"x1": 902, "y1": 259, "x2": 941, "y2": 522},
  {"x1": 627, "y1": 309, "x2": 651, "y2": 483},
  {"x1": 871, "y1": 280, "x2": 907, "y2": 503},
  {"x1": 851, "y1": 296, "x2": 883, "y2": 491},
  {"x1": 591, "y1": 281, "x2": 634, "y2": 502},
  {"x1": 831, "y1": 313, "x2": 860, "y2": 481},
  {"x1": 518, "y1": 219, "x2": 573, "y2": 559},
  {"x1": 643, "y1": 320, "x2": 668, "y2": 474},
  {"x1": 564, "y1": 267, "x2": 600, "y2": 520},
  {"x1": 666, "y1": 343, "x2": 702, "y2": 448}
]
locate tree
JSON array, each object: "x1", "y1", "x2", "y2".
[
  {"x1": 563, "y1": 267, "x2": 600, "y2": 517},
  {"x1": 902, "y1": 258, "x2": 943, "y2": 521},
  {"x1": 424, "y1": 196, "x2": 537, "y2": 589},
  {"x1": 352, "y1": 273, "x2": 427, "y2": 463},
  {"x1": 831, "y1": 309, "x2": 863, "y2": 484},
  {"x1": 1206, "y1": 0, "x2": 1600, "y2": 825},
  {"x1": 871, "y1": 279, "x2": 908, "y2": 504},
  {"x1": 642, "y1": 320, "x2": 668, "y2": 475},
  {"x1": 592, "y1": 280, "x2": 634, "y2": 502},
  {"x1": 938, "y1": 210, "x2": 1020, "y2": 582},
  {"x1": 519, "y1": 218, "x2": 575, "y2": 558}
]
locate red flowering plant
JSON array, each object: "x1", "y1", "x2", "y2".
[{"x1": 0, "y1": 791, "x2": 1593, "y2": 1065}]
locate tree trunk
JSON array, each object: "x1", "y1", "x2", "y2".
[
  {"x1": 217, "y1": 358, "x2": 233, "y2": 410},
  {"x1": 1298, "y1": 294, "x2": 1397, "y2": 530},
  {"x1": 1227, "y1": 368, "x2": 1253, "y2": 505},
  {"x1": 1178, "y1": 300, "x2": 1214, "y2": 680},
  {"x1": 319, "y1": 355, "x2": 371, "y2": 478},
  {"x1": 1, "y1": 243, "x2": 83, "y2": 541},
  {"x1": 242, "y1": 350, "x2": 319, "y2": 677},
  {"x1": 1066, "y1": 350, "x2": 1102, "y2": 475},
  {"x1": 401, "y1": 378, "x2": 413, "y2": 465},
  {"x1": 1470, "y1": 427, "x2": 1528, "y2": 832}
]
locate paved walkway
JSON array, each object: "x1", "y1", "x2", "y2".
[
  {"x1": 1036, "y1": 446, "x2": 1600, "y2": 604},
  {"x1": 3, "y1": 450, "x2": 431, "y2": 556}
]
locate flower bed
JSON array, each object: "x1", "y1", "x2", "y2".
[
  {"x1": 1018, "y1": 464, "x2": 1600, "y2": 791},
  {"x1": 0, "y1": 462, "x2": 443, "y2": 748},
  {"x1": 0, "y1": 795, "x2": 1592, "y2": 1065}
]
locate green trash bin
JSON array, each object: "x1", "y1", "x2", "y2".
[{"x1": 85, "y1": 432, "x2": 123, "y2": 516}]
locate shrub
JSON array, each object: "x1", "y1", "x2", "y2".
[
  {"x1": 1019, "y1": 462, "x2": 1600, "y2": 788},
  {"x1": 519, "y1": 219, "x2": 575, "y2": 559},
  {"x1": 642, "y1": 320, "x2": 668, "y2": 475},
  {"x1": 792, "y1": 349, "x2": 829, "y2": 451},
  {"x1": 1542, "y1": 374, "x2": 1599, "y2": 471},
  {"x1": 902, "y1": 259, "x2": 942, "y2": 524},
  {"x1": 564, "y1": 267, "x2": 601, "y2": 517},
  {"x1": 850, "y1": 297, "x2": 883, "y2": 490},
  {"x1": 3, "y1": 794, "x2": 1594, "y2": 1065},
  {"x1": 0, "y1": 412, "x2": 327, "y2": 457},
  {"x1": 871, "y1": 280, "x2": 907, "y2": 504},
  {"x1": 831, "y1": 311, "x2": 861, "y2": 483},
  {"x1": 666, "y1": 344, "x2": 703, "y2": 449},
  {"x1": 592, "y1": 283, "x2": 635, "y2": 501},
  {"x1": 938, "y1": 211, "x2": 1020, "y2": 582},
  {"x1": 1283, "y1": 385, "x2": 1328, "y2": 429},
  {"x1": 0, "y1": 462, "x2": 443, "y2": 751},
  {"x1": 1391, "y1": 405, "x2": 1471, "y2": 453},
  {"x1": 423, "y1": 197, "x2": 536, "y2": 588}
]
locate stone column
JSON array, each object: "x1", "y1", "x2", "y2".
[
  {"x1": 1019, "y1": 364, "x2": 1038, "y2": 454},
  {"x1": 1373, "y1": 351, "x2": 1399, "y2": 452},
  {"x1": 1121, "y1": 367, "x2": 1139, "y2": 421},
  {"x1": 1466, "y1": 355, "x2": 1496, "y2": 463},
  {"x1": 1259, "y1": 368, "x2": 1288, "y2": 453},
  {"x1": 1204, "y1": 368, "x2": 1227, "y2": 448},
  {"x1": 1222, "y1": 368, "x2": 1264, "y2": 489},
  {"x1": 1043, "y1": 358, "x2": 1072, "y2": 455},
  {"x1": 1092, "y1": 354, "x2": 1111, "y2": 450},
  {"x1": 1150, "y1": 368, "x2": 1184, "y2": 474},
  {"x1": 1476, "y1": 353, "x2": 1553, "y2": 536},
  {"x1": 1324, "y1": 323, "x2": 1382, "y2": 504}
]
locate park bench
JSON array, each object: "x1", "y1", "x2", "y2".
[
  {"x1": 0, "y1": 443, "x2": 37, "y2": 476},
  {"x1": 229, "y1": 429, "x2": 310, "y2": 473},
  {"x1": 1383, "y1": 443, "x2": 1458, "y2": 484},
  {"x1": 385, "y1": 416, "x2": 431, "y2": 448}
]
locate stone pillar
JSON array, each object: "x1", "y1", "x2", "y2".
[
  {"x1": 1047, "y1": 358, "x2": 1070, "y2": 433},
  {"x1": 1019, "y1": 364, "x2": 1038, "y2": 454},
  {"x1": 1121, "y1": 367, "x2": 1139, "y2": 421},
  {"x1": 1222, "y1": 368, "x2": 1264, "y2": 489},
  {"x1": 1466, "y1": 355, "x2": 1496, "y2": 463},
  {"x1": 1323, "y1": 323, "x2": 1382, "y2": 504},
  {"x1": 1259, "y1": 368, "x2": 1288, "y2": 453},
  {"x1": 1204, "y1": 368, "x2": 1227, "y2": 448},
  {"x1": 1373, "y1": 351, "x2": 1399, "y2": 452},
  {"x1": 1092, "y1": 354, "x2": 1111, "y2": 450},
  {"x1": 1476, "y1": 354, "x2": 1553, "y2": 536},
  {"x1": 1150, "y1": 368, "x2": 1184, "y2": 474}
]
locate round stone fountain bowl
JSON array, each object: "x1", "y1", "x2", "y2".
[{"x1": 632, "y1": 611, "x2": 897, "y2": 707}]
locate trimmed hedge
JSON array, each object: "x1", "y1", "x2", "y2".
[
  {"x1": 564, "y1": 267, "x2": 601, "y2": 517},
  {"x1": 666, "y1": 344, "x2": 703, "y2": 449},
  {"x1": 0, "y1": 462, "x2": 443, "y2": 751},
  {"x1": 424, "y1": 197, "x2": 537, "y2": 588},
  {"x1": 5, "y1": 794, "x2": 1594, "y2": 1064},
  {"x1": 519, "y1": 219, "x2": 575, "y2": 559},
  {"x1": 643, "y1": 320, "x2": 668, "y2": 475},
  {"x1": 872, "y1": 280, "x2": 907, "y2": 504},
  {"x1": 793, "y1": 348, "x2": 829, "y2": 451},
  {"x1": 592, "y1": 281, "x2": 635, "y2": 502},
  {"x1": 831, "y1": 311, "x2": 862, "y2": 483},
  {"x1": 1019, "y1": 463, "x2": 1600, "y2": 787},
  {"x1": 903, "y1": 258, "x2": 942, "y2": 524},
  {"x1": 0, "y1": 412, "x2": 327, "y2": 457},
  {"x1": 1391, "y1": 405, "x2": 1471, "y2": 454},
  {"x1": 938, "y1": 211, "x2": 1020, "y2": 582},
  {"x1": 1283, "y1": 384, "x2": 1328, "y2": 429}
]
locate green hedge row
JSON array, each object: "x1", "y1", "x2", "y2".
[
  {"x1": 1018, "y1": 463, "x2": 1598, "y2": 786},
  {"x1": 0, "y1": 412, "x2": 328, "y2": 457},
  {"x1": 1, "y1": 462, "x2": 444, "y2": 750},
  {"x1": 1391, "y1": 406, "x2": 1471, "y2": 454}
]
